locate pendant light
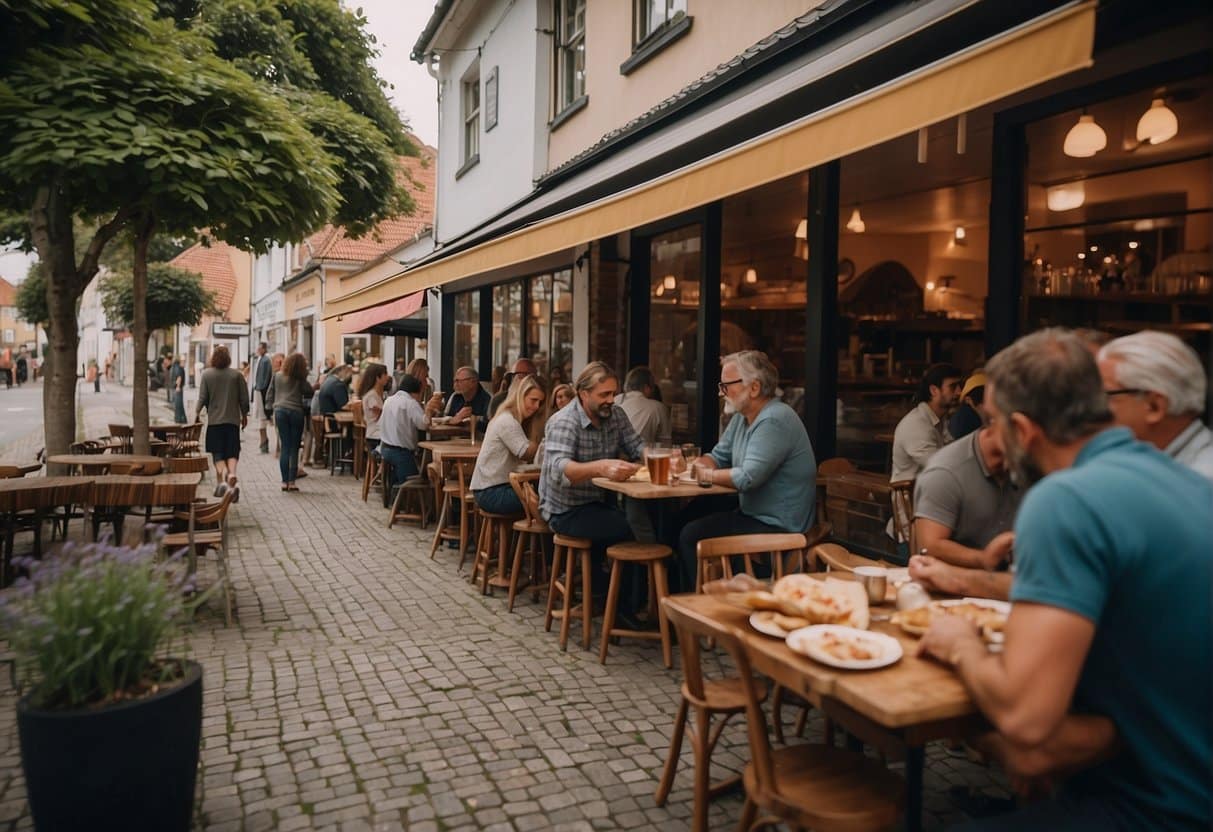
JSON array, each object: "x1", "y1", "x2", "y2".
[
  {"x1": 845, "y1": 208, "x2": 866, "y2": 233},
  {"x1": 1063, "y1": 111, "x2": 1106, "y2": 158},
  {"x1": 794, "y1": 218, "x2": 808, "y2": 259},
  {"x1": 744, "y1": 267, "x2": 758, "y2": 284},
  {"x1": 662, "y1": 274, "x2": 676, "y2": 290},
  {"x1": 1136, "y1": 97, "x2": 1178, "y2": 145},
  {"x1": 1046, "y1": 182, "x2": 1085, "y2": 212}
]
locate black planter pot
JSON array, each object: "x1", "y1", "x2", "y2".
[{"x1": 17, "y1": 660, "x2": 203, "y2": 832}]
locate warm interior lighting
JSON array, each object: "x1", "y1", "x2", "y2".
[
  {"x1": 845, "y1": 208, "x2": 866, "y2": 233},
  {"x1": 1136, "y1": 97, "x2": 1178, "y2": 145},
  {"x1": 744, "y1": 268, "x2": 758, "y2": 284},
  {"x1": 794, "y1": 218, "x2": 807, "y2": 239},
  {"x1": 663, "y1": 274, "x2": 676, "y2": 290},
  {"x1": 1089, "y1": 245, "x2": 1098, "y2": 252},
  {"x1": 794, "y1": 218, "x2": 809, "y2": 260},
  {"x1": 655, "y1": 285, "x2": 664, "y2": 297},
  {"x1": 1128, "y1": 240, "x2": 1139, "y2": 250},
  {"x1": 1077, "y1": 252, "x2": 1086, "y2": 260},
  {"x1": 953, "y1": 226, "x2": 967, "y2": 245},
  {"x1": 925, "y1": 280, "x2": 936, "y2": 291},
  {"x1": 1063, "y1": 113, "x2": 1107, "y2": 158},
  {"x1": 1046, "y1": 182, "x2": 1085, "y2": 212}
]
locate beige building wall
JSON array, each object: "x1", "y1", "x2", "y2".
[{"x1": 548, "y1": 1, "x2": 826, "y2": 170}]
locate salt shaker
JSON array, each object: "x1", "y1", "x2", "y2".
[{"x1": 896, "y1": 581, "x2": 931, "y2": 611}]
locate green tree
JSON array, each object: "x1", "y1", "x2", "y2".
[
  {"x1": 99, "y1": 263, "x2": 219, "y2": 335},
  {"x1": 15, "y1": 270, "x2": 48, "y2": 328}
]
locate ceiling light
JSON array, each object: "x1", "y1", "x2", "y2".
[
  {"x1": 1063, "y1": 113, "x2": 1107, "y2": 158},
  {"x1": 925, "y1": 281, "x2": 936, "y2": 291},
  {"x1": 1089, "y1": 245, "x2": 1098, "y2": 252},
  {"x1": 845, "y1": 208, "x2": 866, "y2": 233},
  {"x1": 662, "y1": 274, "x2": 676, "y2": 290},
  {"x1": 1077, "y1": 252, "x2": 1086, "y2": 260},
  {"x1": 744, "y1": 268, "x2": 758, "y2": 284},
  {"x1": 953, "y1": 226, "x2": 967, "y2": 245},
  {"x1": 1136, "y1": 97, "x2": 1178, "y2": 145},
  {"x1": 1128, "y1": 241, "x2": 1139, "y2": 250},
  {"x1": 1046, "y1": 182, "x2": 1085, "y2": 212},
  {"x1": 793, "y1": 218, "x2": 809, "y2": 259},
  {"x1": 655, "y1": 285, "x2": 664, "y2": 297}
]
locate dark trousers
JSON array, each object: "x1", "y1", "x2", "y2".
[
  {"x1": 474, "y1": 483, "x2": 523, "y2": 516},
  {"x1": 274, "y1": 408, "x2": 304, "y2": 484},
  {"x1": 547, "y1": 501, "x2": 635, "y2": 595},
  {"x1": 676, "y1": 499, "x2": 785, "y2": 592},
  {"x1": 950, "y1": 791, "x2": 1138, "y2": 831},
  {"x1": 173, "y1": 389, "x2": 187, "y2": 423},
  {"x1": 380, "y1": 443, "x2": 418, "y2": 489}
]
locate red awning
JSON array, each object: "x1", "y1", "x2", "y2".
[{"x1": 339, "y1": 292, "x2": 424, "y2": 335}]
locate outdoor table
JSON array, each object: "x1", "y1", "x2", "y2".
[
  {"x1": 664, "y1": 590, "x2": 984, "y2": 832},
  {"x1": 2, "y1": 462, "x2": 44, "y2": 477},
  {"x1": 423, "y1": 422, "x2": 469, "y2": 440},
  {"x1": 87, "y1": 473, "x2": 203, "y2": 542},
  {"x1": 46, "y1": 453, "x2": 166, "y2": 475},
  {"x1": 1, "y1": 476, "x2": 96, "y2": 575},
  {"x1": 592, "y1": 470, "x2": 737, "y2": 499}
]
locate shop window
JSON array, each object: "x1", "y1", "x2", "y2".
[
  {"x1": 1022, "y1": 74, "x2": 1211, "y2": 357},
  {"x1": 647, "y1": 224, "x2": 701, "y2": 444},
  {"x1": 453, "y1": 291, "x2": 480, "y2": 373},
  {"x1": 555, "y1": 0, "x2": 586, "y2": 116},
  {"x1": 492, "y1": 281, "x2": 524, "y2": 378}
]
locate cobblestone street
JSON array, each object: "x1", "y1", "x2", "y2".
[{"x1": 0, "y1": 391, "x2": 1010, "y2": 831}]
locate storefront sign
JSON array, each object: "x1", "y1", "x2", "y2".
[
  {"x1": 212, "y1": 322, "x2": 250, "y2": 337},
  {"x1": 254, "y1": 293, "x2": 283, "y2": 327}
]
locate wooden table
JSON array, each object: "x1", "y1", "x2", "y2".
[
  {"x1": 1, "y1": 462, "x2": 43, "y2": 477},
  {"x1": 424, "y1": 423, "x2": 469, "y2": 440},
  {"x1": 592, "y1": 472, "x2": 736, "y2": 499},
  {"x1": 87, "y1": 473, "x2": 203, "y2": 542},
  {"x1": 47, "y1": 454, "x2": 166, "y2": 474},
  {"x1": 148, "y1": 423, "x2": 188, "y2": 435},
  {"x1": 1, "y1": 477, "x2": 97, "y2": 575},
  {"x1": 665, "y1": 591, "x2": 984, "y2": 832},
  {"x1": 418, "y1": 440, "x2": 481, "y2": 462}
]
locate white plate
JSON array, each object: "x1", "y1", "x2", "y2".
[
  {"x1": 938, "y1": 598, "x2": 1009, "y2": 645},
  {"x1": 785, "y1": 625, "x2": 903, "y2": 670},
  {"x1": 749, "y1": 611, "x2": 796, "y2": 639}
]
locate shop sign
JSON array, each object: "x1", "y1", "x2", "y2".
[
  {"x1": 254, "y1": 293, "x2": 283, "y2": 327},
  {"x1": 212, "y1": 322, "x2": 250, "y2": 337}
]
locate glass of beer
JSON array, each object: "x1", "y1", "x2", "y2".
[{"x1": 645, "y1": 444, "x2": 672, "y2": 486}]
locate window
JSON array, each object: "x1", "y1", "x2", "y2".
[
  {"x1": 634, "y1": 0, "x2": 686, "y2": 45},
  {"x1": 461, "y1": 70, "x2": 480, "y2": 168},
  {"x1": 646, "y1": 224, "x2": 702, "y2": 444},
  {"x1": 453, "y1": 292, "x2": 480, "y2": 372},
  {"x1": 555, "y1": 0, "x2": 586, "y2": 115}
]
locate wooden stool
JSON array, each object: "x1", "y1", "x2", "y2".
[
  {"x1": 600, "y1": 542, "x2": 673, "y2": 668},
  {"x1": 428, "y1": 462, "x2": 464, "y2": 559},
  {"x1": 388, "y1": 476, "x2": 432, "y2": 529},
  {"x1": 506, "y1": 471, "x2": 550, "y2": 612},
  {"x1": 361, "y1": 445, "x2": 381, "y2": 503},
  {"x1": 470, "y1": 508, "x2": 523, "y2": 595},
  {"x1": 545, "y1": 534, "x2": 594, "y2": 651}
]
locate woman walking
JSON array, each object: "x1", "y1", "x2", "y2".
[
  {"x1": 265, "y1": 352, "x2": 311, "y2": 492},
  {"x1": 196, "y1": 345, "x2": 249, "y2": 501},
  {"x1": 470, "y1": 375, "x2": 546, "y2": 515}
]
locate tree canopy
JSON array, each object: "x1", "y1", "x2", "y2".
[{"x1": 99, "y1": 263, "x2": 219, "y2": 332}]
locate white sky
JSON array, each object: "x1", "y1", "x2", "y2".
[{"x1": 1, "y1": 4, "x2": 438, "y2": 283}]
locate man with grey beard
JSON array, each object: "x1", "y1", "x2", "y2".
[{"x1": 919, "y1": 329, "x2": 1211, "y2": 831}]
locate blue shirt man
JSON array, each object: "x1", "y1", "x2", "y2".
[{"x1": 1010, "y1": 427, "x2": 1211, "y2": 830}]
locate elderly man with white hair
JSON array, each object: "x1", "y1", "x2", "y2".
[{"x1": 1097, "y1": 330, "x2": 1213, "y2": 482}]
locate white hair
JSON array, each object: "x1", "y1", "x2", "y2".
[
  {"x1": 721, "y1": 350, "x2": 778, "y2": 398},
  {"x1": 1099, "y1": 330, "x2": 1206, "y2": 416}
]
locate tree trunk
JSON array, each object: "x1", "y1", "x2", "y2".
[{"x1": 131, "y1": 215, "x2": 154, "y2": 456}]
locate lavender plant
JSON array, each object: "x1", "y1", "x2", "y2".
[{"x1": 0, "y1": 536, "x2": 202, "y2": 710}]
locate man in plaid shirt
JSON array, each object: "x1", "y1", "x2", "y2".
[{"x1": 540, "y1": 362, "x2": 646, "y2": 573}]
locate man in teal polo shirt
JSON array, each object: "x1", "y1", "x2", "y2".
[{"x1": 920, "y1": 329, "x2": 1211, "y2": 831}]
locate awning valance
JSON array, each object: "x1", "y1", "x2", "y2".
[
  {"x1": 339, "y1": 292, "x2": 424, "y2": 334},
  {"x1": 327, "y1": 1, "x2": 1095, "y2": 319}
]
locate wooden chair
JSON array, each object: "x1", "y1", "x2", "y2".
[
  {"x1": 600, "y1": 542, "x2": 674, "y2": 668},
  {"x1": 387, "y1": 472, "x2": 433, "y2": 529},
  {"x1": 0, "y1": 466, "x2": 22, "y2": 479},
  {"x1": 695, "y1": 533, "x2": 808, "y2": 593},
  {"x1": 70, "y1": 440, "x2": 107, "y2": 455},
  {"x1": 350, "y1": 402, "x2": 366, "y2": 479},
  {"x1": 172, "y1": 423, "x2": 202, "y2": 456},
  {"x1": 161, "y1": 489, "x2": 236, "y2": 626},
  {"x1": 654, "y1": 598, "x2": 769, "y2": 832},
  {"x1": 812, "y1": 542, "x2": 893, "y2": 573},
  {"x1": 361, "y1": 444, "x2": 382, "y2": 503},
  {"x1": 310, "y1": 415, "x2": 327, "y2": 466},
  {"x1": 890, "y1": 479, "x2": 916, "y2": 552},
  {"x1": 816, "y1": 458, "x2": 855, "y2": 524},
  {"x1": 107, "y1": 424, "x2": 134, "y2": 454},
  {"x1": 469, "y1": 506, "x2": 523, "y2": 596},
  {"x1": 662, "y1": 600, "x2": 905, "y2": 832},
  {"x1": 165, "y1": 455, "x2": 210, "y2": 476},
  {"x1": 544, "y1": 534, "x2": 594, "y2": 651},
  {"x1": 506, "y1": 472, "x2": 551, "y2": 612}
]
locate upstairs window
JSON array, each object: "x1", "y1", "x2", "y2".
[
  {"x1": 555, "y1": 0, "x2": 586, "y2": 114},
  {"x1": 634, "y1": 0, "x2": 686, "y2": 46},
  {"x1": 461, "y1": 70, "x2": 480, "y2": 168}
]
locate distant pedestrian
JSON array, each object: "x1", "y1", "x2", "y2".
[
  {"x1": 196, "y1": 345, "x2": 249, "y2": 502},
  {"x1": 171, "y1": 355, "x2": 187, "y2": 423}
]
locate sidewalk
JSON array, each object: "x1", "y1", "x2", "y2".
[{"x1": 0, "y1": 409, "x2": 1010, "y2": 830}]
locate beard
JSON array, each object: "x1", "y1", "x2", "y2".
[
  {"x1": 596, "y1": 402, "x2": 613, "y2": 419},
  {"x1": 1004, "y1": 431, "x2": 1046, "y2": 488},
  {"x1": 723, "y1": 389, "x2": 750, "y2": 416}
]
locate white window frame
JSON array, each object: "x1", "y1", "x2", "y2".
[
  {"x1": 461, "y1": 69, "x2": 480, "y2": 167},
  {"x1": 555, "y1": 0, "x2": 586, "y2": 115},
  {"x1": 634, "y1": 0, "x2": 686, "y2": 47}
]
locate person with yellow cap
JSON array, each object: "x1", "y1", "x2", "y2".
[{"x1": 948, "y1": 369, "x2": 986, "y2": 440}]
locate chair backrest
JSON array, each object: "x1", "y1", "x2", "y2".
[
  {"x1": 508, "y1": 471, "x2": 542, "y2": 524},
  {"x1": 815, "y1": 458, "x2": 855, "y2": 523},
  {"x1": 71, "y1": 440, "x2": 107, "y2": 455},
  {"x1": 695, "y1": 532, "x2": 808, "y2": 592},
  {"x1": 813, "y1": 542, "x2": 889, "y2": 572},
  {"x1": 455, "y1": 459, "x2": 476, "y2": 497},
  {"x1": 108, "y1": 424, "x2": 134, "y2": 453},
  {"x1": 165, "y1": 455, "x2": 210, "y2": 474},
  {"x1": 889, "y1": 479, "x2": 915, "y2": 550},
  {"x1": 0, "y1": 465, "x2": 20, "y2": 479},
  {"x1": 191, "y1": 486, "x2": 235, "y2": 527}
]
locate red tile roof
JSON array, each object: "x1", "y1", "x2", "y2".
[
  {"x1": 169, "y1": 241, "x2": 239, "y2": 313},
  {"x1": 0, "y1": 277, "x2": 15, "y2": 307},
  {"x1": 309, "y1": 142, "x2": 436, "y2": 264}
]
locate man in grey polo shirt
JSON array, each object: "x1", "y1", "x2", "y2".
[{"x1": 908, "y1": 425, "x2": 1021, "y2": 600}]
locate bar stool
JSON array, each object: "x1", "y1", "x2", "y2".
[
  {"x1": 506, "y1": 472, "x2": 550, "y2": 612},
  {"x1": 470, "y1": 507, "x2": 523, "y2": 595},
  {"x1": 388, "y1": 475, "x2": 432, "y2": 529},
  {"x1": 600, "y1": 542, "x2": 674, "y2": 668},
  {"x1": 361, "y1": 445, "x2": 381, "y2": 503},
  {"x1": 428, "y1": 459, "x2": 465, "y2": 559},
  {"x1": 545, "y1": 534, "x2": 594, "y2": 651}
]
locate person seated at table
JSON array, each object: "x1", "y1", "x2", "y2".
[
  {"x1": 357, "y1": 363, "x2": 390, "y2": 453},
  {"x1": 317, "y1": 364, "x2": 354, "y2": 416},
  {"x1": 265, "y1": 352, "x2": 311, "y2": 492},
  {"x1": 948, "y1": 370, "x2": 985, "y2": 440},
  {"x1": 678, "y1": 351, "x2": 816, "y2": 590},
  {"x1": 908, "y1": 425, "x2": 1020, "y2": 601},
  {"x1": 919, "y1": 329, "x2": 1211, "y2": 832},
  {"x1": 471, "y1": 375, "x2": 546, "y2": 515},
  {"x1": 379, "y1": 374, "x2": 440, "y2": 489},
  {"x1": 1097, "y1": 330, "x2": 1213, "y2": 482},
  {"x1": 406, "y1": 358, "x2": 433, "y2": 401},
  {"x1": 616, "y1": 365, "x2": 671, "y2": 446},
  {"x1": 539, "y1": 361, "x2": 644, "y2": 580},
  {"x1": 551, "y1": 383, "x2": 574, "y2": 412},
  {"x1": 444, "y1": 366, "x2": 491, "y2": 426},
  {"x1": 891, "y1": 363, "x2": 962, "y2": 482},
  {"x1": 487, "y1": 357, "x2": 537, "y2": 420}
]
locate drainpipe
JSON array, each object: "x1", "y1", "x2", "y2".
[{"x1": 426, "y1": 52, "x2": 442, "y2": 247}]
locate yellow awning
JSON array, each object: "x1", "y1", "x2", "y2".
[{"x1": 328, "y1": 2, "x2": 1095, "y2": 319}]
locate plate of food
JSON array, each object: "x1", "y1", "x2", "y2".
[
  {"x1": 786, "y1": 625, "x2": 903, "y2": 670},
  {"x1": 749, "y1": 610, "x2": 810, "y2": 639},
  {"x1": 892, "y1": 598, "x2": 1009, "y2": 642},
  {"x1": 703, "y1": 572, "x2": 871, "y2": 628},
  {"x1": 431, "y1": 416, "x2": 453, "y2": 425}
]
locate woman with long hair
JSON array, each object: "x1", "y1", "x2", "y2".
[
  {"x1": 469, "y1": 375, "x2": 547, "y2": 515},
  {"x1": 550, "y1": 383, "x2": 574, "y2": 413},
  {"x1": 405, "y1": 358, "x2": 432, "y2": 400},
  {"x1": 196, "y1": 345, "x2": 249, "y2": 500},
  {"x1": 265, "y1": 352, "x2": 310, "y2": 491},
  {"x1": 357, "y1": 363, "x2": 390, "y2": 451}
]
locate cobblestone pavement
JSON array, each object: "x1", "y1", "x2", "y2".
[{"x1": 0, "y1": 401, "x2": 1012, "y2": 831}]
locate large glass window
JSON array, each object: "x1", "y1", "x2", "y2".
[
  {"x1": 527, "y1": 269, "x2": 575, "y2": 386},
  {"x1": 634, "y1": 0, "x2": 686, "y2": 45},
  {"x1": 453, "y1": 291, "x2": 479, "y2": 373},
  {"x1": 491, "y1": 281, "x2": 523, "y2": 373},
  {"x1": 555, "y1": 0, "x2": 586, "y2": 113},
  {"x1": 648, "y1": 224, "x2": 701, "y2": 444},
  {"x1": 1021, "y1": 74, "x2": 1211, "y2": 361}
]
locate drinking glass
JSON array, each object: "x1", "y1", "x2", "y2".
[
  {"x1": 681, "y1": 444, "x2": 700, "y2": 467},
  {"x1": 696, "y1": 463, "x2": 714, "y2": 489},
  {"x1": 645, "y1": 443, "x2": 672, "y2": 486}
]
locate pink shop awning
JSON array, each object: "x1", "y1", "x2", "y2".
[{"x1": 339, "y1": 292, "x2": 424, "y2": 335}]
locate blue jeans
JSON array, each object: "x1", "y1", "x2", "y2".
[
  {"x1": 474, "y1": 483, "x2": 523, "y2": 516},
  {"x1": 274, "y1": 408, "x2": 304, "y2": 484},
  {"x1": 173, "y1": 389, "x2": 187, "y2": 423},
  {"x1": 380, "y1": 444, "x2": 418, "y2": 489}
]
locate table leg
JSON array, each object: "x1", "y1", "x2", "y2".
[{"x1": 905, "y1": 744, "x2": 924, "y2": 832}]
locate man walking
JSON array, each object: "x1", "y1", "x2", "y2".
[{"x1": 249, "y1": 342, "x2": 273, "y2": 453}]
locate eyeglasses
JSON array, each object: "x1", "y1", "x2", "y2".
[
  {"x1": 1105, "y1": 388, "x2": 1145, "y2": 397},
  {"x1": 454, "y1": 376, "x2": 474, "y2": 383},
  {"x1": 718, "y1": 379, "x2": 744, "y2": 395}
]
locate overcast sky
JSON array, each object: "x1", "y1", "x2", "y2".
[{"x1": 1, "y1": 4, "x2": 439, "y2": 284}]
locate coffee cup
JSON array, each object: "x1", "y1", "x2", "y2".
[{"x1": 853, "y1": 566, "x2": 888, "y2": 605}]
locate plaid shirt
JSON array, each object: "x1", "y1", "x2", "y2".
[{"x1": 539, "y1": 401, "x2": 645, "y2": 519}]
